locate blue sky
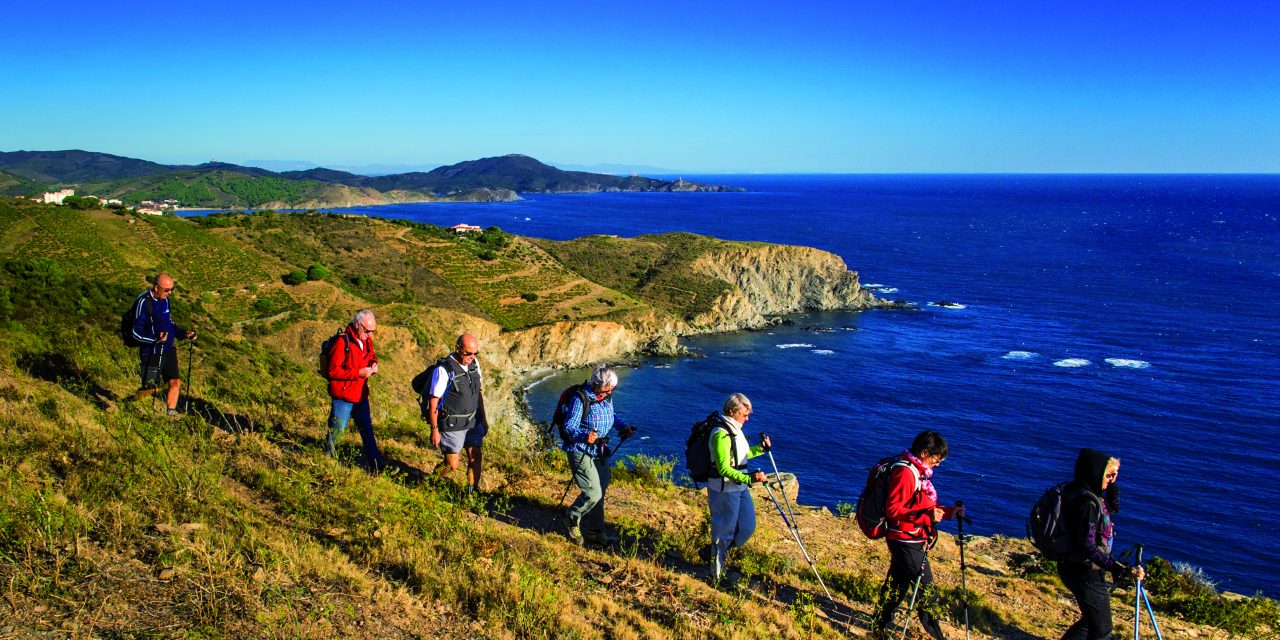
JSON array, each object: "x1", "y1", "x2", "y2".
[{"x1": 2, "y1": 1, "x2": 1277, "y2": 172}]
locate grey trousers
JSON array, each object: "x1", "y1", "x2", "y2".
[{"x1": 566, "y1": 450, "x2": 611, "y2": 533}]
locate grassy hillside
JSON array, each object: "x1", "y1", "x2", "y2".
[
  {"x1": 0, "y1": 170, "x2": 45, "y2": 197},
  {"x1": 89, "y1": 169, "x2": 334, "y2": 208},
  {"x1": 1, "y1": 197, "x2": 1274, "y2": 639}
]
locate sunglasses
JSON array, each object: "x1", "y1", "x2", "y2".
[{"x1": 460, "y1": 350, "x2": 480, "y2": 356}]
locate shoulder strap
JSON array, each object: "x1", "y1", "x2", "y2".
[
  {"x1": 437, "y1": 356, "x2": 463, "y2": 391},
  {"x1": 887, "y1": 459, "x2": 922, "y2": 494},
  {"x1": 574, "y1": 386, "x2": 592, "y2": 428}
]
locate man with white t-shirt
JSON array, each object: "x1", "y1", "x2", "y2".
[{"x1": 427, "y1": 333, "x2": 488, "y2": 491}]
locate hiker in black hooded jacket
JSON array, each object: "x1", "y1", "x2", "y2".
[{"x1": 1058, "y1": 447, "x2": 1144, "y2": 640}]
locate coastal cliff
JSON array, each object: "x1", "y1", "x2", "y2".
[{"x1": 688, "y1": 244, "x2": 879, "y2": 331}]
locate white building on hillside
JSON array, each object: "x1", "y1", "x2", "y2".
[{"x1": 41, "y1": 189, "x2": 75, "y2": 204}]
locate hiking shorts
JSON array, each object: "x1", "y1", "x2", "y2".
[
  {"x1": 438, "y1": 422, "x2": 486, "y2": 454},
  {"x1": 139, "y1": 350, "x2": 179, "y2": 388}
]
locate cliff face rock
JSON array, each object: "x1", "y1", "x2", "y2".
[
  {"x1": 689, "y1": 245, "x2": 879, "y2": 330},
  {"x1": 642, "y1": 334, "x2": 689, "y2": 357},
  {"x1": 501, "y1": 321, "x2": 648, "y2": 369}
]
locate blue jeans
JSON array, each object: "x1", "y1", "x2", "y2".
[
  {"x1": 708, "y1": 488, "x2": 757, "y2": 571},
  {"x1": 327, "y1": 397, "x2": 384, "y2": 470}
]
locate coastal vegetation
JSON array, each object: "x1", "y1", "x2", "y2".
[{"x1": 0, "y1": 196, "x2": 1273, "y2": 638}]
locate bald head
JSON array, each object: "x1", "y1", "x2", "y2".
[
  {"x1": 151, "y1": 273, "x2": 175, "y2": 300},
  {"x1": 455, "y1": 333, "x2": 479, "y2": 364}
]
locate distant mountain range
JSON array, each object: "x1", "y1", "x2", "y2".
[{"x1": 0, "y1": 150, "x2": 741, "y2": 209}]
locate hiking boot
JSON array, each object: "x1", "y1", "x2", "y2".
[
  {"x1": 698, "y1": 543, "x2": 715, "y2": 563},
  {"x1": 563, "y1": 517, "x2": 584, "y2": 545},
  {"x1": 166, "y1": 408, "x2": 180, "y2": 417},
  {"x1": 585, "y1": 529, "x2": 621, "y2": 546}
]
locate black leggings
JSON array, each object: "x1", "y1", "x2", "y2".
[
  {"x1": 1058, "y1": 562, "x2": 1114, "y2": 640},
  {"x1": 875, "y1": 539, "x2": 945, "y2": 640}
]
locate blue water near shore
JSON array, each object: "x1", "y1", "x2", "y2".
[{"x1": 220, "y1": 175, "x2": 1280, "y2": 595}]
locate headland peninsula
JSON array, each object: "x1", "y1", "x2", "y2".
[{"x1": 0, "y1": 150, "x2": 743, "y2": 212}]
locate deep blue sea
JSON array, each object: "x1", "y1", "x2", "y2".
[{"x1": 217, "y1": 175, "x2": 1280, "y2": 596}]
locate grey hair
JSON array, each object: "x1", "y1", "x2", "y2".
[
  {"x1": 589, "y1": 364, "x2": 619, "y2": 390},
  {"x1": 353, "y1": 309, "x2": 376, "y2": 325},
  {"x1": 723, "y1": 393, "x2": 752, "y2": 417}
]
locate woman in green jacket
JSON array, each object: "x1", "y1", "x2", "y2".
[{"x1": 705, "y1": 393, "x2": 770, "y2": 582}]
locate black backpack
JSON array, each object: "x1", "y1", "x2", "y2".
[
  {"x1": 855, "y1": 456, "x2": 920, "y2": 539},
  {"x1": 547, "y1": 383, "x2": 593, "y2": 446},
  {"x1": 1027, "y1": 482, "x2": 1098, "y2": 561},
  {"x1": 318, "y1": 328, "x2": 348, "y2": 378},
  {"x1": 410, "y1": 357, "x2": 464, "y2": 420},
  {"x1": 120, "y1": 293, "x2": 147, "y2": 348},
  {"x1": 684, "y1": 413, "x2": 735, "y2": 483}
]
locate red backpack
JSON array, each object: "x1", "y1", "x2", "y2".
[{"x1": 855, "y1": 456, "x2": 922, "y2": 539}]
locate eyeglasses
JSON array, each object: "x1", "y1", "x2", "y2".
[
  {"x1": 159, "y1": 287, "x2": 173, "y2": 293},
  {"x1": 1105, "y1": 471, "x2": 1119, "y2": 479},
  {"x1": 360, "y1": 324, "x2": 376, "y2": 333},
  {"x1": 460, "y1": 350, "x2": 479, "y2": 357}
]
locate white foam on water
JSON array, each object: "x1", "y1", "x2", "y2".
[
  {"x1": 523, "y1": 216, "x2": 532, "y2": 221},
  {"x1": 776, "y1": 343, "x2": 816, "y2": 349},
  {"x1": 523, "y1": 371, "x2": 558, "y2": 390},
  {"x1": 1002, "y1": 351, "x2": 1037, "y2": 360},
  {"x1": 863, "y1": 283, "x2": 886, "y2": 288},
  {"x1": 1105, "y1": 358, "x2": 1150, "y2": 369},
  {"x1": 927, "y1": 302, "x2": 968, "y2": 309},
  {"x1": 878, "y1": 287, "x2": 899, "y2": 294},
  {"x1": 1053, "y1": 358, "x2": 1092, "y2": 368},
  {"x1": 811, "y1": 349, "x2": 835, "y2": 355}
]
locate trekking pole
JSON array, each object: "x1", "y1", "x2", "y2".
[
  {"x1": 760, "y1": 435, "x2": 829, "y2": 585},
  {"x1": 761, "y1": 434, "x2": 805, "y2": 536},
  {"x1": 956, "y1": 500, "x2": 972, "y2": 640},
  {"x1": 1133, "y1": 544, "x2": 1165, "y2": 640},
  {"x1": 184, "y1": 338, "x2": 195, "y2": 414},
  {"x1": 761, "y1": 477, "x2": 834, "y2": 600},
  {"x1": 899, "y1": 535, "x2": 935, "y2": 640},
  {"x1": 758, "y1": 433, "x2": 834, "y2": 600},
  {"x1": 896, "y1": 573, "x2": 926, "y2": 640}
]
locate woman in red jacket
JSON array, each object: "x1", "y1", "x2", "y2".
[{"x1": 873, "y1": 430, "x2": 965, "y2": 640}]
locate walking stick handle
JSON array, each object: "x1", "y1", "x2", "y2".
[{"x1": 1135, "y1": 544, "x2": 1144, "y2": 567}]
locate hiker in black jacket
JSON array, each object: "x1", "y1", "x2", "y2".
[
  {"x1": 130, "y1": 273, "x2": 195, "y2": 415},
  {"x1": 1058, "y1": 447, "x2": 1144, "y2": 640}
]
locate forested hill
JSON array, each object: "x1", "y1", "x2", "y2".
[
  {"x1": 0, "y1": 150, "x2": 741, "y2": 207},
  {"x1": 353, "y1": 154, "x2": 743, "y2": 193}
]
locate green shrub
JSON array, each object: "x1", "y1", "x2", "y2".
[
  {"x1": 521, "y1": 292, "x2": 539, "y2": 302},
  {"x1": 306, "y1": 264, "x2": 329, "y2": 281},
  {"x1": 612, "y1": 453, "x2": 675, "y2": 487},
  {"x1": 283, "y1": 270, "x2": 307, "y2": 285}
]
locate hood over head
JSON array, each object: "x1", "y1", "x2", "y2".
[{"x1": 1073, "y1": 447, "x2": 1112, "y2": 497}]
